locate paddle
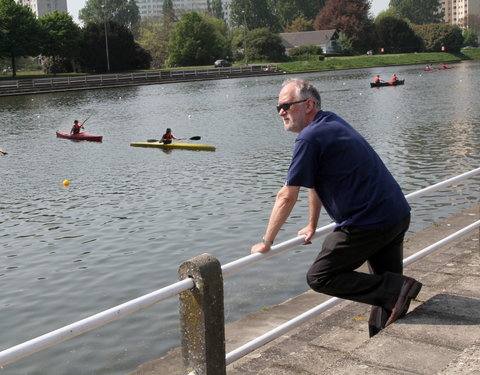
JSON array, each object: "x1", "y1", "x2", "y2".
[
  {"x1": 0, "y1": 148, "x2": 7, "y2": 155},
  {"x1": 147, "y1": 136, "x2": 201, "y2": 142},
  {"x1": 81, "y1": 115, "x2": 92, "y2": 126}
]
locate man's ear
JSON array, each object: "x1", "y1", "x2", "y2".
[{"x1": 306, "y1": 98, "x2": 317, "y2": 113}]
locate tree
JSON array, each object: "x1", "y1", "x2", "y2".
[
  {"x1": 413, "y1": 24, "x2": 464, "y2": 52},
  {"x1": 167, "y1": 11, "x2": 228, "y2": 66},
  {"x1": 39, "y1": 11, "x2": 82, "y2": 71},
  {"x1": 314, "y1": 0, "x2": 374, "y2": 53},
  {"x1": 0, "y1": 0, "x2": 41, "y2": 77},
  {"x1": 375, "y1": 14, "x2": 423, "y2": 53},
  {"x1": 248, "y1": 28, "x2": 285, "y2": 61},
  {"x1": 79, "y1": 21, "x2": 138, "y2": 72},
  {"x1": 462, "y1": 29, "x2": 478, "y2": 47},
  {"x1": 337, "y1": 32, "x2": 353, "y2": 55},
  {"x1": 137, "y1": 16, "x2": 169, "y2": 68},
  {"x1": 374, "y1": 7, "x2": 400, "y2": 22},
  {"x1": 162, "y1": 0, "x2": 175, "y2": 24},
  {"x1": 285, "y1": 17, "x2": 314, "y2": 32},
  {"x1": 207, "y1": 0, "x2": 224, "y2": 20},
  {"x1": 389, "y1": 0, "x2": 444, "y2": 24},
  {"x1": 273, "y1": 0, "x2": 325, "y2": 30},
  {"x1": 79, "y1": 0, "x2": 140, "y2": 29},
  {"x1": 232, "y1": 27, "x2": 285, "y2": 62},
  {"x1": 229, "y1": 0, "x2": 281, "y2": 32}
]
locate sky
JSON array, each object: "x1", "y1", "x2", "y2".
[{"x1": 66, "y1": 0, "x2": 391, "y2": 25}]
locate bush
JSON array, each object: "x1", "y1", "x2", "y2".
[
  {"x1": 43, "y1": 57, "x2": 73, "y2": 74},
  {"x1": 463, "y1": 29, "x2": 478, "y2": 47},
  {"x1": 131, "y1": 43, "x2": 152, "y2": 69},
  {"x1": 232, "y1": 27, "x2": 286, "y2": 62},
  {"x1": 413, "y1": 24, "x2": 464, "y2": 52},
  {"x1": 288, "y1": 44, "x2": 323, "y2": 56},
  {"x1": 375, "y1": 15, "x2": 423, "y2": 53}
]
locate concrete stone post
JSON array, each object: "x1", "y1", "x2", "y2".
[{"x1": 178, "y1": 253, "x2": 226, "y2": 375}]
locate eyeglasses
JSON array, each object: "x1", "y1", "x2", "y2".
[{"x1": 276, "y1": 99, "x2": 307, "y2": 113}]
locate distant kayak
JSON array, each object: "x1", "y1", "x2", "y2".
[
  {"x1": 56, "y1": 131, "x2": 103, "y2": 142},
  {"x1": 130, "y1": 142, "x2": 216, "y2": 151},
  {"x1": 424, "y1": 66, "x2": 451, "y2": 71},
  {"x1": 370, "y1": 79, "x2": 404, "y2": 88}
]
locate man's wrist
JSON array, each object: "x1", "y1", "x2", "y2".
[{"x1": 262, "y1": 237, "x2": 274, "y2": 246}]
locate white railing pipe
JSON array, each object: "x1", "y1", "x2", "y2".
[
  {"x1": 223, "y1": 167, "x2": 480, "y2": 277},
  {"x1": 226, "y1": 220, "x2": 480, "y2": 364},
  {"x1": 226, "y1": 297, "x2": 343, "y2": 364},
  {"x1": 405, "y1": 167, "x2": 480, "y2": 201},
  {"x1": 403, "y1": 220, "x2": 479, "y2": 266},
  {"x1": 222, "y1": 223, "x2": 335, "y2": 276},
  {"x1": 0, "y1": 278, "x2": 194, "y2": 367}
]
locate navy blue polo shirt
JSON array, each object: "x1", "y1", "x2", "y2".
[{"x1": 285, "y1": 111, "x2": 410, "y2": 230}]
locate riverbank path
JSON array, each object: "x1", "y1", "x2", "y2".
[{"x1": 131, "y1": 204, "x2": 479, "y2": 375}]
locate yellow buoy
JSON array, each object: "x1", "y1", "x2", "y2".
[{"x1": 63, "y1": 179, "x2": 70, "y2": 186}]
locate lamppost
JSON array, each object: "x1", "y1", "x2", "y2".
[
  {"x1": 101, "y1": 3, "x2": 111, "y2": 72},
  {"x1": 241, "y1": 10, "x2": 248, "y2": 66}
]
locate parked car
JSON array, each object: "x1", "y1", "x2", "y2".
[{"x1": 214, "y1": 59, "x2": 231, "y2": 68}]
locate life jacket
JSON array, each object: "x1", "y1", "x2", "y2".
[{"x1": 72, "y1": 124, "x2": 82, "y2": 134}]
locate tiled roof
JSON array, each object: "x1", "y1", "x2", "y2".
[{"x1": 279, "y1": 29, "x2": 338, "y2": 48}]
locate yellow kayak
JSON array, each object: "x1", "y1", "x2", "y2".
[{"x1": 130, "y1": 142, "x2": 216, "y2": 151}]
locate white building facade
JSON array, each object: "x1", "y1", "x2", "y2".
[
  {"x1": 440, "y1": 0, "x2": 480, "y2": 28},
  {"x1": 17, "y1": 0, "x2": 67, "y2": 17},
  {"x1": 137, "y1": 0, "x2": 231, "y2": 21}
]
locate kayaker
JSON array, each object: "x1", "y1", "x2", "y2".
[
  {"x1": 70, "y1": 120, "x2": 84, "y2": 134},
  {"x1": 374, "y1": 75, "x2": 381, "y2": 83},
  {"x1": 391, "y1": 73, "x2": 398, "y2": 82},
  {"x1": 251, "y1": 78, "x2": 420, "y2": 338},
  {"x1": 160, "y1": 128, "x2": 179, "y2": 144}
]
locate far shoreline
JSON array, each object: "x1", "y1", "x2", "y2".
[{"x1": 1, "y1": 48, "x2": 478, "y2": 96}]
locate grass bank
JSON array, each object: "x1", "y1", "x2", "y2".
[
  {"x1": 277, "y1": 49, "x2": 480, "y2": 73},
  {"x1": 2, "y1": 48, "x2": 479, "y2": 80}
]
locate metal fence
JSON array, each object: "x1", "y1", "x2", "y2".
[
  {"x1": 0, "y1": 167, "x2": 479, "y2": 374},
  {"x1": 0, "y1": 65, "x2": 282, "y2": 96}
]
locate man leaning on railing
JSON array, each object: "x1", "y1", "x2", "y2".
[{"x1": 251, "y1": 78, "x2": 422, "y2": 337}]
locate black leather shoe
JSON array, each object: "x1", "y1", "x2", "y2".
[
  {"x1": 369, "y1": 306, "x2": 391, "y2": 337},
  {"x1": 386, "y1": 276, "x2": 422, "y2": 327}
]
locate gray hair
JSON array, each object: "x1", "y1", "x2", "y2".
[{"x1": 282, "y1": 78, "x2": 321, "y2": 110}]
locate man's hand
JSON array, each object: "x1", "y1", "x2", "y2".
[
  {"x1": 297, "y1": 224, "x2": 316, "y2": 245},
  {"x1": 251, "y1": 242, "x2": 271, "y2": 254}
]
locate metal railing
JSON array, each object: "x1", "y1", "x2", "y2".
[
  {"x1": 0, "y1": 167, "x2": 479, "y2": 372},
  {"x1": 0, "y1": 65, "x2": 281, "y2": 96}
]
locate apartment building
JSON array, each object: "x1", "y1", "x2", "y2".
[
  {"x1": 137, "y1": 0, "x2": 231, "y2": 21},
  {"x1": 17, "y1": 0, "x2": 67, "y2": 17},
  {"x1": 440, "y1": 0, "x2": 480, "y2": 28}
]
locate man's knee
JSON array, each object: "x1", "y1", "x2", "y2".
[{"x1": 306, "y1": 267, "x2": 332, "y2": 293}]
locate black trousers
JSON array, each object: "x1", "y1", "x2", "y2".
[{"x1": 306, "y1": 214, "x2": 410, "y2": 336}]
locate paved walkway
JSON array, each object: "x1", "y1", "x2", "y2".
[{"x1": 131, "y1": 204, "x2": 479, "y2": 375}]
